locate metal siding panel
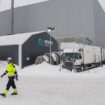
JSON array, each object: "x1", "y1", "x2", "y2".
[
  {"x1": 94, "y1": 0, "x2": 105, "y2": 48},
  {"x1": 0, "y1": 10, "x2": 11, "y2": 35},
  {"x1": 13, "y1": 0, "x2": 95, "y2": 41},
  {"x1": 0, "y1": 0, "x2": 105, "y2": 47},
  {"x1": 0, "y1": 0, "x2": 96, "y2": 40}
]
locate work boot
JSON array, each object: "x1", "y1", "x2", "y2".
[
  {"x1": 1, "y1": 89, "x2": 8, "y2": 97},
  {"x1": 11, "y1": 92, "x2": 18, "y2": 95},
  {"x1": 11, "y1": 89, "x2": 18, "y2": 95},
  {"x1": 0, "y1": 93, "x2": 6, "y2": 97}
]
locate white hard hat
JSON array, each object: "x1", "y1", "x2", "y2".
[{"x1": 7, "y1": 57, "x2": 12, "y2": 60}]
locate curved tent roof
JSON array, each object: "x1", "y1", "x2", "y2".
[{"x1": 0, "y1": 31, "x2": 45, "y2": 46}]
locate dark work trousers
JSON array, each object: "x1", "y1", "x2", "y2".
[{"x1": 6, "y1": 77, "x2": 16, "y2": 91}]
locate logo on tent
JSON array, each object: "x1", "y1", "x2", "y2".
[{"x1": 38, "y1": 38, "x2": 53, "y2": 48}]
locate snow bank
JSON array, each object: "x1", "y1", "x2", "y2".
[
  {"x1": 0, "y1": 61, "x2": 105, "y2": 79},
  {"x1": 20, "y1": 62, "x2": 71, "y2": 77},
  {"x1": 0, "y1": 62, "x2": 105, "y2": 105},
  {"x1": 18, "y1": 62, "x2": 105, "y2": 79}
]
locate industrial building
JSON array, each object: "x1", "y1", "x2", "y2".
[{"x1": 0, "y1": 0, "x2": 105, "y2": 47}]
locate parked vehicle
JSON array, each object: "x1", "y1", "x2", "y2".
[{"x1": 61, "y1": 42, "x2": 105, "y2": 71}]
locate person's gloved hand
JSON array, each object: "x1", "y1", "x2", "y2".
[
  {"x1": 16, "y1": 77, "x2": 18, "y2": 81},
  {"x1": 1, "y1": 72, "x2": 6, "y2": 78},
  {"x1": 1, "y1": 74, "x2": 4, "y2": 78},
  {"x1": 15, "y1": 75, "x2": 18, "y2": 81}
]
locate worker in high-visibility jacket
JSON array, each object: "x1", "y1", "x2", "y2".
[{"x1": 0, "y1": 57, "x2": 18, "y2": 97}]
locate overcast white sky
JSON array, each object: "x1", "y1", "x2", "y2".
[
  {"x1": 98, "y1": 0, "x2": 105, "y2": 11},
  {"x1": 0, "y1": 0, "x2": 49, "y2": 11},
  {"x1": 0, "y1": 0, "x2": 105, "y2": 12}
]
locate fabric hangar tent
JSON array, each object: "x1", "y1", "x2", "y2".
[{"x1": 0, "y1": 31, "x2": 58, "y2": 68}]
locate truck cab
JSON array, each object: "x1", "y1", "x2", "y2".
[{"x1": 62, "y1": 49, "x2": 83, "y2": 71}]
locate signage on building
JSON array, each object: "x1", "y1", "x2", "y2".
[{"x1": 38, "y1": 38, "x2": 53, "y2": 48}]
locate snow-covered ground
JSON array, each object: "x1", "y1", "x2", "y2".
[{"x1": 0, "y1": 61, "x2": 105, "y2": 105}]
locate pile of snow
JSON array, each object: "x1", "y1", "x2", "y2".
[
  {"x1": 0, "y1": 60, "x2": 105, "y2": 78},
  {"x1": 0, "y1": 61, "x2": 105, "y2": 105},
  {"x1": 19, "y1": 62, "x2": 105, "y2": 79},
  {"x1": 83, "y1": 65, "x2": 105, "y2": 73},
  {"x1": 20, "y1": 62, "x2": 71, "y2": 77}
]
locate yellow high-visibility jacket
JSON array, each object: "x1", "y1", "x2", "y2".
[{"x1": 6, "y1": 63, "x2": 16, "y2": 77}]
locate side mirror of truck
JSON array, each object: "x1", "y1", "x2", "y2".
[{"x1": 79, "y1": 55, "x2": 82, "y2": 59}]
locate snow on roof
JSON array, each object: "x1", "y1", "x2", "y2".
[
  {"x1": 60, "y1": 42, "x2": 83, "y2": 49},
  {"x1": 63, "y1": 49, "x2": 80, "y2": 53},
  {"x1": 0, "y1": 31, "x2": 45, "y2": 46}
]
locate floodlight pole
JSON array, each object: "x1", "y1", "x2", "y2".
[
  {"x1": 47, "y1": 27, "x2": 55, "y2": 64},
  {"x1": 11, "y1": 0, "x2": 14, "y2": 35},
  {"x1": 81, "y1": 34, "x2": 85, "y2": 71},
  {"x1": 49, "y1": 31, "x2": 52, "y2": 65},
  {"x1": 59, "y1": 47, "x2": 62, "y2": 71}
]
